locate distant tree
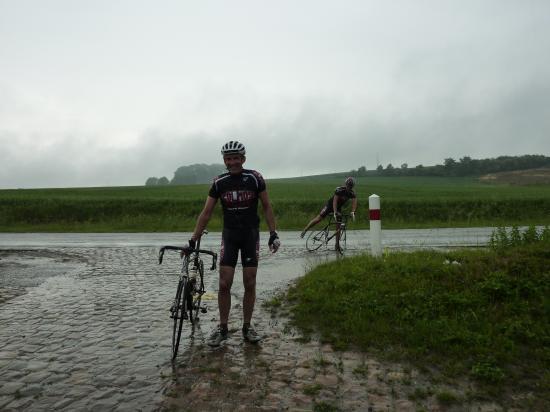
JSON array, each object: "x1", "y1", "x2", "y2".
[
  {"x1": 376, "y1": 165, "x2": 384, "y2": 175},
  {"x1": 349, "y1": 165, "x2": 367, "y2": 177},
  {"x1": 411, "y1": 164, "x2": 424, "y2": 176},
  {"x1": 158, "y1": 176, "x2": 170, "y2": 185},
  {"x1": 400, "y1": 163, "x2": 408, "y2": 170},
  {"x1": 443, "y1": 158, "x2": 458, "y2": 176},
  {"x1": 145, "y1": 177, "x2": 159, "y2": 186},
  {"x1": 171, "y1": 163, "x2": 225, "y2": 185},
  {"x1": 444, "y1": 158, "x2": 456, "y2": 168},
  {"x1": 384, "y1": 163, "x2": 395, "y2": 176}
]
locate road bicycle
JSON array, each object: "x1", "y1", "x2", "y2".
[
  {"x1": 158, "y1": 231, "x2": 217, "y2": 360},
  {"x1": 306, "y1": 214, "x2": 349, "y2": 253}
]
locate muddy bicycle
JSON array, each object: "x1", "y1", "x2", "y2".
[
  {"x1": 305, "y1": 214, "x2": 350, "y2": 253},
  {"x1": 158, "y1": 232, "x2": 217, "y2": 360}
]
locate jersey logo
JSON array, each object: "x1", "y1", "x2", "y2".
[{"x1": 221, "y1": 190, "x2": 257, "y2": 208}]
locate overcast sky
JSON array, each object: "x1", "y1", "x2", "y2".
[{"x1": 1, "y1": 0, "x2": 549, "y2": 188}]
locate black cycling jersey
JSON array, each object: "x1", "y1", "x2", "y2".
[
  {"x1": 208, "y1": 169, "x2": 266, "y2": 229},
  {"x1": 320, "y1": 186, "x2": 356, "y2": 217},
  {"x1": 332, "y1": 186, "x2": 356, "y2": 208}
]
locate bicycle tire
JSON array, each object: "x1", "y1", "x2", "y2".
[
  {"x1": 172, "y1": 277, "x2": 189, "y2": 360},
  {"x1": 185, "y1": 279, "x2": 194, "y2": 322},
  {"x1": 306, "y1": 228, "x2": 326, "y2": 251},
  {"x1": 190, "y1": 260, "x2": 205, "y2": 323},
  {"x1": 339, "y1": 225, "x2": 347, "y2": 252}
]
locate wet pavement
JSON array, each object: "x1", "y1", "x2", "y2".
[{"x1": 0, "y1": 230, "x2": 515, "y2": 411}]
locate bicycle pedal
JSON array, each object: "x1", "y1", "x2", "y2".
[{"x1": 200, "y1": 307, "x2": 207, "y2": 313}]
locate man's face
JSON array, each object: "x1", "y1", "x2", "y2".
[{"x1": 223, "y1": 154, "x2": 245, "y2": 174}]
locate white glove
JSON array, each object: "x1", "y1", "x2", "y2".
[
  {"x1": 271, "y1": 238, "x2": 281, "y2": 253},
  {"x1": 268, "y1": 231, "x2": 280, "y2": 253},
  {"x1": 351, "y1": 212, "x2": 355, "y2": 222}
]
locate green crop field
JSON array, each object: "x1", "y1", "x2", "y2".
[{"x1": 1, "y1": 176, "x2": 549, "y2": 232}]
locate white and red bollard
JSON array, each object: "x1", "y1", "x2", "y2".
[{"x1": 369, "y1": 194, "x2": 382, "y2": 256}]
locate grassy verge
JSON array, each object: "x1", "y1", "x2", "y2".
[
  {"x1": 0, "y1": 197, "x2": 549, "y2": 232},
  {"x1": 278, "y1": 228, "x2": 550, "y2": 408}
]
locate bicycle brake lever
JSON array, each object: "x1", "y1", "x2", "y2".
[
  {"x1": 210, "y1": 254, "x2": 217, "y2": 271},
  {"x1": 158, "y1": 249, "x2": 164, "y2": 264}
]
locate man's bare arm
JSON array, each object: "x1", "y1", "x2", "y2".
[{"x1": 259, "y1": 191, "x2": 276, "y2": 232}]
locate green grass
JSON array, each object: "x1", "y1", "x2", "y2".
[
  {"x1": 1, "y1": 176, "x2": 550, "y2": 231},
  {"x1": 284, "y1": 235, "x2": 550, "y2": 407}
]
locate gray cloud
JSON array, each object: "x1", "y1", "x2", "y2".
[
  {"x1": 2, "y1": 78, "x2": 549, "y2": 189},
  {"x1": 1, "y1": 1, "x2": 549, "y2": 188}
]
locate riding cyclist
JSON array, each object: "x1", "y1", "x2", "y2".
[
  {"x1": 186, "y1": 140, "x2": 280, "y2": 347},
  {"x1": 300, "y1": 176, "x2": 357, "y2": 251}
]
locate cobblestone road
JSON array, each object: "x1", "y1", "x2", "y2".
[{"x1": 0, "y1": 237, "x2": 511, "y2": 411}]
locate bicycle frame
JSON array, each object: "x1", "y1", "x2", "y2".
[{"x1": 306, "y1": 214, "x2": 349, "y2": 252}]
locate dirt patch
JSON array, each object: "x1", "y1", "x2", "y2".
[{"x1": 479, "y1": 168, "x2": 550, "y2": 185}]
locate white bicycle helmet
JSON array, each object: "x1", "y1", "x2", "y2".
[{"x1": 221, "y1": 140, "x2": 246, "y2": 156}]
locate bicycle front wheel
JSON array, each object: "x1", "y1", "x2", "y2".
[
  {"x1": 190, "y1": 260, "x2": 205, "y2": 323},
  {"x1": 172, "y1": 277, "x2": 189, "y2": 360},
  {"x1": 306, "y1": 229, "x2": 326, "y2": 252},
  {"x1": 339, "y1": 226, "x2": 347, "y2": 252}
]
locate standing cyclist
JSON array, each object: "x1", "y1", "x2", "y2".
[
  {"x1": 300, "y1": 177, "x2": 357, "y2": 251},
  {"x1": 186, "y1": 140, "x2": 280, "y2": 347}
]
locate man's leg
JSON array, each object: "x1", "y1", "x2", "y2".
[
  {"x1": 208, "y1": 265, "x2": 235, "y2": 347},
  {"x1": 218, "y1": 265, "x2": 236, "y2": 326},
  {"x1": 241, "y1": 229, "x2": 262, "y2": 342},
  {"x1": 242, "y1": 266, "x2": 262, "y2": 342},
  {"x1": 208, "y1": 231, "x2": 237, "y2": 347},
  {"x1": 242, "y1": 266, "x2": 257, "y2": 324},
  {"x1": 301, "y1": 214, "x2": 323, "y2": 237}
]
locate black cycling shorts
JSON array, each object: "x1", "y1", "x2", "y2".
[
  {"x1": 320, "y1": 202, "x2": 342, "y2": 218},
  {"x1": 220, "y1": 227, "x2": 260, "y2": 268}
]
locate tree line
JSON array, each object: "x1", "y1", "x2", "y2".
[
  {"x1": 348, "y1": 154, "x2": 550, "y2": 178},
  {"x1": 146, "y1": 154, "x2": 550, "y2": 186}
]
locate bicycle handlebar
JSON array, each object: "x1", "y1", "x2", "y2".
[
  {"x1": 329, "y1": 213, "x2": 351, "y2": 224},
  {"x1": 158, "y1": 246, "x2": 218, "y2": 271}
]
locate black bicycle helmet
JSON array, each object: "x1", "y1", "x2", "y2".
[
  {"x1": 221, "y1": 140, "x2": 246, "y2": 156},
  {"x1": 345, "y1": 176, "x2": 355, "y2": 188}
]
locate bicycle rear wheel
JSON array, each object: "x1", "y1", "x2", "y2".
[
  {"x1": 172, "y1": 277, "x2": 189, "y2": 360},
  {"x1": 306, "y1": 229, "x2": 326, "y2": 251}
]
